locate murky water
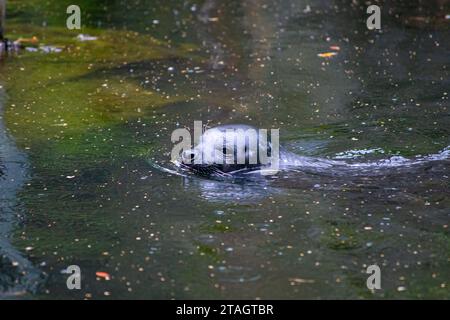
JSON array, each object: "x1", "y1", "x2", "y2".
[
  {"x1": 0, "y1": 0, "x2": 448, "y2": 299},
  {"x1": 0, "y1": 90, "x2": 42, "y2": 297}
]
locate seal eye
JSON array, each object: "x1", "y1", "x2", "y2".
[{"x1": 182, "y1": 150, "x2": 197, "y2": 163}]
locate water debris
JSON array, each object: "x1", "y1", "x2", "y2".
[
  {"x1": 9, "y1": 36, "x2": 63, "y2": 53},
  {"x1": 76, "y1": 34, "x2": 98, "y2": 42},
  {"x1": 0, "y1": 40, "x2": 20, "y2": 54},
  {"x1": 0, "y1": 290, "x2": 27, "y2": 298},
  {"x1": 289, "y1": 278, "x2": 315, "y2": 284},
  {"x1": 317, "y1": 52, "x2": 338, "y2": 58},
  {"x1": 25, "y1": 47, "x2": 38, "y2": 52},
  {"x1": 318, "y1": 45, "x2": 340, "y2": 58},
  {"x1": 181, "y1": 67, "x2": 204, "y2": 74},
  {"x1": 96, "y1": 271, "x2": 111, "y2": 280},
  {"x1": 39, "y1": 45, "x2": 63, "y2": 53},
  {"x1": 14, "y1": 36, "x2": 39, "y2": 45}
]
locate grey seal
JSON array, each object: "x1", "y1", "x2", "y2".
[
  {"x1": 176, "y1": 124, "x2": 270, "y2": 176},
  {"x1": 175, "y1": 124, "x2": 339, "y2": 177},
  {"x1": 174, "y1": 124, "x2": 450, "y2": 179}
]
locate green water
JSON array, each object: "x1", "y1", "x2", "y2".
[{"x1": 0, "y1": 0, "x2": 449, "y2": 299}]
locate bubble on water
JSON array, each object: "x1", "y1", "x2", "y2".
[
  {"x1": 195, "y1": 234, "x2": 217, "y2": 244},
  {"x1": 334, "y1": 148, "x2": 385, "y2": 160},
  {"x1": 76, "y1": 34, "x2": 98, "y2": 42},
  {"x1": 216, "y1": 265, "x2": 261, "y2": 283}
]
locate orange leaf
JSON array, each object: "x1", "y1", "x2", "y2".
[
  {"x1": 317, "y1": 52, "x2": 338, "y2": 58},
  {"x1": 15, "y1": 36, "x2": 39, "y2": 44},
  {"x1": 96, "y1": 271, "x2": 111, "y2": 280}
]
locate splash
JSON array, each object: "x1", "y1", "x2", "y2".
[{"x1": 345, "y1": 146, "x2": 450, "y2": 168}]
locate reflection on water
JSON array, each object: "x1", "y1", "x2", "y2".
[
  {"x1": 0, "y1": 91, "x2": 42, "y2": 297},
  {"x1": 180, "y1": 175, "x2": 276, "y2": 203},
  {"x1": 0, "y1": 0, "x2": 448, "y2": 299}
]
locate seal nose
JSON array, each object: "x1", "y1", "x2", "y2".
[{"x1": 182, "y1": 149, "x2": 197, "y2": 164}]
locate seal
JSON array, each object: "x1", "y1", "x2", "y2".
[
  {"x1": 174, "y1": 124, "x2": 450, "y2": 179},
  {"x1": 176, "y1": 124, "x2": 269, "y2": 176}
]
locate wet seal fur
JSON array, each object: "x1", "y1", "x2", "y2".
[{"x1": 175, "y1": 124, "x2": 277, "y2": 177}]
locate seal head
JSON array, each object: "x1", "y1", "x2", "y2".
[{"x1": 177, "y1": 124, "x2": 271, "y2": 176}]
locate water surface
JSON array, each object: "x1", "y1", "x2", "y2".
[{"x1": 0, "y1": 0, "x2": 449, "y2": 299}]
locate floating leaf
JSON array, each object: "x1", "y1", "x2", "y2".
[
  {"x1": 289, "y1": 278, "x2": 315, "y2": 284},
  {"x1": 96, "y1": 271, "x2": 111, "y2": 280},
  {"x1": 14, "y1": 36, "x2": 39, "y2": 45},
  {"x1": 317, "y1": 52, "x2": 338, "y2": 58}
]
